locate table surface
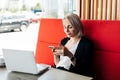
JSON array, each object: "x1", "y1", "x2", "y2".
[{"x1": 0, "y1": 67, "x2": 93, "y2": 80}]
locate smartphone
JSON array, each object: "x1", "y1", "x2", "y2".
[{"x1": 48, "y1": 46, "x2": 55, "y2": 49}]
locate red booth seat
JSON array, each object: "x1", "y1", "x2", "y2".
[
  {"x1": 82, "y1": 20, "x2": 120, "y2": 80},
  {"x1": 35, "y1": 19, "x2": 120, "y2": 80},
  {"x1": 82, "y1": 20, "x2": 120, "y2": 53},
  {"x1": 35, "y1": 18, "x2": 66, "y2": 65}
]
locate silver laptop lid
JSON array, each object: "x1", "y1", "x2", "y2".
[{"x1": 2, "y1": 48, "x2": 38, "y2": 74}]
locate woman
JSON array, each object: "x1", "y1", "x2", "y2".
[{"x1": 52, "y1": 13, "x2": 94, "y2": 77}]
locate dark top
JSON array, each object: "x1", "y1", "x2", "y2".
[{"x1": 60, "y1": 36, "x2": 94, "y2": 77}]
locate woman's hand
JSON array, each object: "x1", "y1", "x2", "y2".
[
  {"x1": 52, "y1": 46, "x2": 73, "y2": 58},
  {"x1": 51, "y1": 45, "x2": 76, "y2": 66},
  {"x1": 52, "y1": 46, "x2": 63, "y2": 55}
]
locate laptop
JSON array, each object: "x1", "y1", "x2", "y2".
[{"x1": 2, "y1": 48, "x2": 50, "y2": 74}]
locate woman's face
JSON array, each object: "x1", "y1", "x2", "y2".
[{"x1": 63, "y1": 18, "x2": 78, "y2": 38}]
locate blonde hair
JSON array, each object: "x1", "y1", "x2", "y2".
[{"x1": 63, "y1": 13, "x2": 83, "y2": 38}]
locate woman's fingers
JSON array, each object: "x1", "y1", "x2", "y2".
[
  {"x1": 51, "y1": 46, "x2": 65, "y2": 56},
  {"x1": 52, "y1": 48, "x2": 55, "y2": 52}
]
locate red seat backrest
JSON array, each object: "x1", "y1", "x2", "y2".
[
  {"x1": 82, "y1": 20, "x2": 120, "y2": 53},
  {"x1": 82, "y1": 20, "x2": 120, "y2": 80},
  {"x1": 35, "y1": 18, "x2": 66, "y2": 65}
]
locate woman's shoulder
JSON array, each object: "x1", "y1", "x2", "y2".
[
  {"x1": 81, "y1": 36, "x2": 93, "y2": 45},
  {"x1": 78, "y1": 36, "x2": 94, "y2": 51},
  {"x1": 81, "y1": 36, "x2": 90, "y2": 41}
]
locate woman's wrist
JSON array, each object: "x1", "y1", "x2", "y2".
[
  {"x1": 70, "y1": 56, "x2": 75, "y2": 61},
  {"x1": 70, "y1": 56, "x2": 76, "y2": 66}
]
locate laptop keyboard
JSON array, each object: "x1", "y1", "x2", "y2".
[{"x1": 36, "y1": 64, "x2": 51, "y2": 70}]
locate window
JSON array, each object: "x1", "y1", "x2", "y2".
[{"x1": 40, "y1": 0, "x2": 77, "y2": 18}]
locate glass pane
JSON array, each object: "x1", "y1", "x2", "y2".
[{"x1": 40, "y1": 0, "x2": 76, "y2": 18}]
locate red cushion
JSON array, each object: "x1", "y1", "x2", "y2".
[
  {"x1": 82, "y1": 20, "x2": 120, "y2": 53},
  {"x1": 35, "y1": 18, "x2": 66, "y2": 65},
  {"x1": 35, "y1": 41, "x2": 58, "y2": 65},
  {"x1": 82, "y1": 20, "x2": 120, "y2": 80},
  {"x1": 38, "y1": 18, "x2": 66, "y2": 43}
]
